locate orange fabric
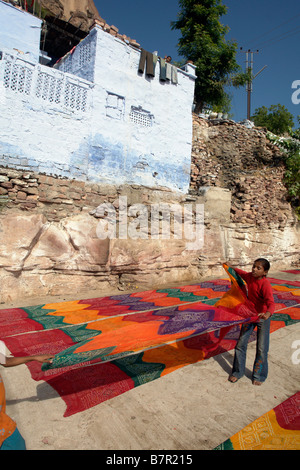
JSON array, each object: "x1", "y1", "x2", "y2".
[
  {"x1": 0, "y1": 373, "x2": 16, "y2": 447},
  {"x1": 216, "y1": 392, "x2": 300, "y2": 450},
  {"x1": 42, "y1": 263, "x2": 260, "y2": 371}
]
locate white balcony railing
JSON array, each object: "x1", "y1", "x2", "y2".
[{"x1": 0, "y1": 51, "x2": 93, "y2": 116}]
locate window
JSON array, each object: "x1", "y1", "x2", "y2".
[
  {"x1": 129, "y1": 106, "x2": 154, "y2": 127},
  {"x1": 106, "y1": 92, "x2": 125, "y2": 119}
]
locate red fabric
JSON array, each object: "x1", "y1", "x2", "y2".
[
  {"x1": 267, "y1": 278, "x2": 300, "y2": 287},
  {"x1": 33, "y1": 362, "x2": 135, "y2": 417},
  {"x1": 1, "y1": 271, "x2": 298, "y2": 417},
  {"x1": 234, "y1": 268, "x2": 275, "y2": 315},
  {"x1": 274, "y1": 391, "x2": 300, "y2": 431},
  {"x1": 0, "y1": 308, "x2": 45, "y2": 338}
]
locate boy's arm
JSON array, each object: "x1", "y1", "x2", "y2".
[
  {"x1": 233, "y1": 267, "x2": 248, "y2": 277},
  {"x1": 223, "y1": 262, "x2": 246, "y2": 272},
  {"x1": 1, "y1": 355, "x2": 54, "y2": 367},
  {"x1": 258, "y1": 311, "x2": 272, "y2": 320},
  {"x1": 258, "y1": 280, "x2": 275, "y2": 319},
  {"x1": 223, "y1": 262, "x2": 249, "y2": 281}
]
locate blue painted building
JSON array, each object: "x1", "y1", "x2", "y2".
[{"x1": 0, "y1": 1, "x2": 196, "y2": 193}]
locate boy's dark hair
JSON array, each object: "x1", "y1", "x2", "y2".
[{"x1": 255, "y1": 258, "x2": 270, "y2": 272}]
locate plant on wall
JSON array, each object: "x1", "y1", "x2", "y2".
[{"x1": 267, "y1": 125, "x2": 300, "y2": 218}]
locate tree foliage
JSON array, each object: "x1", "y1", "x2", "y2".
[
  {"x1": 171, "y1": 0, "x2": 248, "y2": 112},
  {"x1": 267, "y1": 116, "x2": 300, "y2": 218},
  {"x1": 251, "y1": 104, "x2": 295, "y2": 135}
]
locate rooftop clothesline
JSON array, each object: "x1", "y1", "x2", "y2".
[{"x1": 138, "y1": 48, "x2": 178, "y2": 84}]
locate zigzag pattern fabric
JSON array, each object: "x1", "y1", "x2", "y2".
[
  {"x1": 39, "y1": 265, "x2": 260, "y2": 371},
  {"x1": 0, "y1": 281, "x2": 231, "y2": 338}
]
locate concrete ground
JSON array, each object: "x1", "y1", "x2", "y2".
[{"x1": 1, "y1": 270, "x2": 299, "y2": 451}]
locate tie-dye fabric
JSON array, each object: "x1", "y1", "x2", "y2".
[
  {"x1": 1, "y1": 267, "x2": 299, "y2": 417},
  {"x1": 0, "y1": 281, "x2": 230, "y2": 339},
  {"x1": 215, "y1": 392, "x2": 300, "y2": 450},
  {"x1": 40, "y1": 265, "x2": 260, "y2": 371}
]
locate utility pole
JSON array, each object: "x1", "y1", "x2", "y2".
[{"x1": 240, "y1": 48, "x2": 267, "y2": 120}]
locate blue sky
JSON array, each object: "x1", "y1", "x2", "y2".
[{"x1": 94, "y1": 0, "x2": 300, "y2": 126}]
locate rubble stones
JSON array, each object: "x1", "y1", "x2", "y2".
[{"x1": 190, "y1": 116, "x2": 296, "y2": 228}]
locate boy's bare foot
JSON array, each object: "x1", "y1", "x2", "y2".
[
  {"x1": 252, "y1": 380, "x2": 262, "y2": 385},
  {"x1": 228, "y1": 375, "x2": 238, "y2": 383}
]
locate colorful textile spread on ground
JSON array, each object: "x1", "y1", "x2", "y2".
[
  {"x1": 1, "y1": 267, "x2": 299, "y2": 417},
  {"x1": 38, "y1": 264, "x2": 259, "y2": 371},
  {"x1": 215, "y1": 391, "x2": 300, "y2": 450},
  {"x1": 0, "y1": 281, "x2": 230, "y2": 339}
]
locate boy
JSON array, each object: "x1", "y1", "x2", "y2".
[{"x1": 226, "y1": 258, "x2": 275, "y2": 385}]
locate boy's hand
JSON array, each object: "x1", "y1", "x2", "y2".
[
  {"x1": 258, "y1": 311, "x2": 272, "y2": 320},
  {"x1": 33, "y1": 355, "x2": 54, "y2": 364},
  {"x1": 3, "y1": 354, "x2": 54, "y2": 367}
]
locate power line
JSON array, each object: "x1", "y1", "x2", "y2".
[
  {"x1": 247, "y1": 12, "x2": 300, "y2": 48},
  {"x1": 253, "y1": 26, "x2": 300, "y2": 50}
]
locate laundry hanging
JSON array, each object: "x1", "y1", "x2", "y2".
[
  {"x1": 159, "y1": 59, "x2": 177, "y2": 84},
  {"x1": 138, "y1": 49, "x2": 178, "y2": 84},
  {"x1": 138, "y1": 49, "x2": 156, "y2": 77}
]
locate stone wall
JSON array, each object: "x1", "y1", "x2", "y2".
[
  {"x1": 0, "y1": 169, "x2": 209, "y2": 303},
  {"x1": 190, "y1": 116, "x2": 296, "y2": 229},
  {"x1": 40, "y1": 0, "x2": 101, "y2": 32},
  {"x1": 0, "y1": 116, "x2": 299, "y2": 304}
]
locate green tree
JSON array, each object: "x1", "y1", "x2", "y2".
[
  {"x1": 286, "y1": 116, "x2": 300, "y2": 215},
  {"x1": 267, "y1": 116, "x2": 300, "y2": 218},
  {"x1": 251, "y1": 104, "x2": 295, "y2": 135},
  {"x1": 171, "y1": 0, "x2": 248, "y2": 113}
]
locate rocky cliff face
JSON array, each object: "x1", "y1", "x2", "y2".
[{"x1": 40, "y1": 0, "x2": 102, "y2": 31}]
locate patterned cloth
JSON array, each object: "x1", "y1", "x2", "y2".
[
  {"x1": 0, "y1": 282, "x2": 229, "y2": 339},
  {"x1": 1, "y1": 266, "x2": 299, "y2": 417},
  {"x1": 215, "y1": 392, "x2": 300, "y2": 450},
  {"x1": 40, "y1": 265, "x2": 259, "y2": 371}
]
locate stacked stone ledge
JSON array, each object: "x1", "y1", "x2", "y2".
[{"x1": 190, "y1": 116, "x2": 297, "y2": 229}]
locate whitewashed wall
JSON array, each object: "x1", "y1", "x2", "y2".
[
  {"x1": 0, "y1": 3, "x2": 196, "y2": 193},
  {"x1": 0, "y1": 50, "x2": 94, "y2": 178},
  {"x1": 0, "y1": 0, "x2": 42, "y2": 63}
]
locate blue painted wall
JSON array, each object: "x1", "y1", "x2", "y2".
[{"x1": 0, "y1": 4, "x2": 196, "y2": 193}]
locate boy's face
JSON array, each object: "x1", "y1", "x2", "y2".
[{"x1": 252, "y1": 261, "x2": 267, "y2": 279}]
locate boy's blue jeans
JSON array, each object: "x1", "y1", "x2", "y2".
[{"x1": 231, "y1": 317, "x2": 271, "y2": 382}]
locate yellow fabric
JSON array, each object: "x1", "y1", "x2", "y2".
[{"x1": 229, "y1": 409, "x2": 300, "y2": 450}]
